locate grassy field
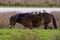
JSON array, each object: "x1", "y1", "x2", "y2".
[
  {"x1": 0, "y1": 28, "x2": 60, "y2": 40},
  {"x1": 0, "y1": 11, "x2": 60, "y2": 40}
]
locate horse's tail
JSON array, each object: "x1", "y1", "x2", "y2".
[{"x1": 51, "y1": 14, "x2": 57, "y2": 29}]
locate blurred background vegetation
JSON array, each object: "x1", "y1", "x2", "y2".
[{"x1": 0, "y1": 0, "x2": 60, "y2": 7}]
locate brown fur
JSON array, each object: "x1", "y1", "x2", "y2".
[{"x1": 9, "y1": 12, "x2": 57, "y2": 29}]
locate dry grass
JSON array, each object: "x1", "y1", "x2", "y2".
[
  {"x1": 0, "y1": 12, "x2": 18, "y2": 28},
  {"x1": 51, "y1": 11, "x2": 60, "y2": 28}
]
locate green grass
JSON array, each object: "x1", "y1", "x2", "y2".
[{"x1": 0, "y1": 29, "x2": 60, "y2": 40}]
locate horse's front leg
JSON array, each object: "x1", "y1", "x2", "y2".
[{"x1": 9, "y1": 22, "x2": 16, "y2": 28}]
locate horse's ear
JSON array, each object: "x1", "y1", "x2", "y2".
[
  {"x1": 39, "y1": 11, "x2": 41, "y2": 14},
  {"x1": 30, "y1": 12, "x2": 33, "y2": 14},
  {"x1": 31, "y1": 12, "x2": 33, "y2": 14},
  {"x1": 43, "y1": 10, "x2": 47, "y2": 13},
  {"x1": 35, "y1": 12, "x2": 37, "y2": 14}
]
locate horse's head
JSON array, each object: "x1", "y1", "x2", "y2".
[{"x1": 9, "y1": 14, "x2": 18, "y2": 28}]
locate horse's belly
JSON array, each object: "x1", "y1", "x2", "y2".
[{"x1": 34, "y1": 19, "x2": 44, "y2": 27}]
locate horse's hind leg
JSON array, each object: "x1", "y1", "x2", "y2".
[
  {"x1": 24, "y1": 25, "x2": 33, "y2": 29},
  {"x1": 23, "y1": 22, "x2": 33, "y2": 29},
  {"x1": 48, "y1": 22, "x2": 53, "y2": 29},
  {"x1": 9, "y1": 25, "x2": 14, "y2": 28},
  {"x1": 44, "y1": 24, "x2": 48, "y2": 29}
]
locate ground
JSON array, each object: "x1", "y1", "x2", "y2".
[{"x1": 0, "y1": 28, "x2": 60, "y2": 40}]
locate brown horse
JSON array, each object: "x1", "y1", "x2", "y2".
[
  {"x1": 9, "y1": 13, "x2": 33, "y2": 29},
  {"x1": 9, "y1": 12, "x2": 57, "y2": 29}
]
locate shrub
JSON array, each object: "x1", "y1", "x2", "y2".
[{"x1": 0, "y1": 3, "x2": 7, "y2": 6}]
